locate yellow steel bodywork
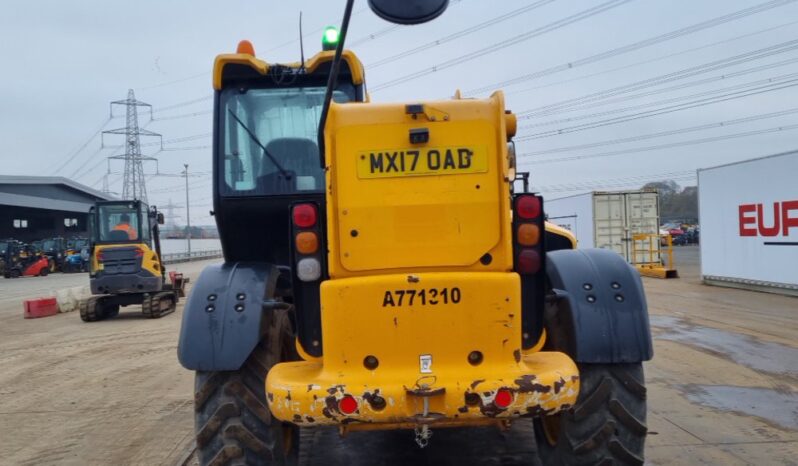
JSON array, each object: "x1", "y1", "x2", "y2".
[
  {"x1": 90, "y1": 242, "x2": 161, "y2": 277},
  {"x1": 267, "y1": 272, "x2": 579, "y2": 426},
  {"x1": 323, "y1": 92, "x2": 516, "y2": 277},
  {"x1": 213, "y1": 49, "x2": 365, "y2": 90},
  {"x1": 544, "y1": 221, "x2": 577, "y2": 249},
  {"x1": 266, "y1": 90, "x2": 580, "y2": 428}
]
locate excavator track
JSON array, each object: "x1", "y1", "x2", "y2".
[
  {"x1": 80, "y1": 297, "x2": 103, "y2": 322},
  {"x1": 142, "y1": 292, "x2": 176, "y2": 319}
]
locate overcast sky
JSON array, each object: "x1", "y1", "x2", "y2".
[{"x1": 3, "y1": 0, "x2": 798, "y2": 225}]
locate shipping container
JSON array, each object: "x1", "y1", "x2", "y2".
[
  {"x1": 698, "y1": 150, "x2": 798, "y2": 296},
  {"x1": 545, "y1": 190, "x2": 661, "y2": 264}
]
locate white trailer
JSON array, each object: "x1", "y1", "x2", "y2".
[
  {"x1": 545, "y1": 190, "x2": 661, "y2": 264},
  {"x1": 698, "y1": 151, "x2": 798, "y2": 296}
]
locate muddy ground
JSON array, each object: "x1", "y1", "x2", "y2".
[{"x1": 0, "y1": 246, "x2": 795, "y2": 465}]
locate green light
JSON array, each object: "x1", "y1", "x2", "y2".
[{"x1": 322, "y1": 26, "x2": 339, "y2": 50}]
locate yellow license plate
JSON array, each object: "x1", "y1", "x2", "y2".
[{"x1": 357, "y1": 145, "x2": 487, "y2": 179}]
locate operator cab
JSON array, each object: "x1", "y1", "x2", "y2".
[
  {"x1": 213, "y1": 42, "x2": 366, "y2": 266},
  {"x1": 90, "y1": 201, "x2": 152, "y2": 245}
]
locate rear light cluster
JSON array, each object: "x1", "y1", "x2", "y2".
[
  {"x1": 513, "y1": 194, "x2": 544, "y2": 274},
  {"x1": 292, "y1": 203, "x2": 323, "y2": 282}
]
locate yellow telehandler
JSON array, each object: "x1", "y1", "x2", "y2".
[{"x1": 178, "y1": 2, "x2": 652, "y2": 464}]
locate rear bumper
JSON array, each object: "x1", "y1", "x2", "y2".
[
  {"x1": 267, "y1": 351, "x2": 578, "y2": 427},
  {"x1": 90, "y1": 272, "x2": 161, "y2": 294},
  {"x1": 266, "y1": 272, "x2": 579, "y2": 427}
]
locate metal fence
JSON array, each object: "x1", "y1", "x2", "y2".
[{"x1": 162, "y1": 249, "x2": 223, "y2": 264}]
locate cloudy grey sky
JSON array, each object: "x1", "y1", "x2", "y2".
[{"x1": 3, "y1": 0, "x2": 798, "y2": 224}]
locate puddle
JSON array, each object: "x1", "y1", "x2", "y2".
[
  {"x1": 683, "y1": 384, "x2": 798, "y2": 431},
  {"x1": 650, "y1": 315, "x2": 798, "y2": 377}
]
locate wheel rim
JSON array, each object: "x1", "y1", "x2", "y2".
[{"x1": 541, "y1": 414, "x2": 561, "y2": 446}]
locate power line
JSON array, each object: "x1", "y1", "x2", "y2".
[
  {"x1": 151, "y1": 96, "x2": 212, "y2": 114},
  {"x1": 368, "y1": 0, "x2": 556, "y2": 68},
  {"x1": 371, "y1": 0, "x2": 634, "y2": 92},
  {"x1": 151, "y1": 109, "x2": 212, "y2": 121},
  {"x1": 519, "y1": 106, "x2": 798, "y2": 156},
  {"x1": 49, "y1": 117, "x2": 111, "y2": 175},
  {"x1": 533, "y1": 171, "x2": 697, "y2": 195},
  {"x1": 505, "y1": 18, "x2": 798, "y2": 98},
  {"x1": 517, "y1": 69, "x2": 798, "y2": 134},
  {"x1": 518, "y1": 59, "x2": 798, "y2": 128},
  {"x1": 136, "y1": 4, "x2": 391, "y2": 92},
  {"x1": 523, "y1": 123, "x2": 798, "y2": 165},
  {"x1": 517, "y1": 77, "x2": 798, "y2": 140},
  {"x1": 465, "y1": 0, "x2": 798, "y2": 95},
  {"x1": 517, "y1": 39, "x2": 798, "y2": 119}
]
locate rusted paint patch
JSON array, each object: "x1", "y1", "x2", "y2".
[
  {"x1": 322, "y1": 395, "x2": 339, "y2": 420},
  {"x1": 513, "y1": 349, "x2": 521, "y2": 363},
  {"x1": 458, "y1": 406, "x2": 469, "y2": 413},
  {"x1": 307, "y1": 384, "x2": 314, "y2": 392},
  {"x1": 293, "y1": 414, "x2": 303, "y2": 422},
  {"x1": 327, "y1": 385, "x2": 345, "y2": 395},
  {"x1": 286, "y1": 390, "x2": 292, "y2": 401},
  {"x1": 306, "y1": 416, "x2": 315, "y2": 423},
  {"x1": 515, "y1": 375, "x2": 551, "y2": 394},
  {"x1": 267, "y1": 392, "x2": 274, "y2": 402},
  {"x1": 553, "y1": 377, "x2": 567, "y2": 394},
  {"x1": 470, "y1": 379, "x2": 485, "y2": 390}
]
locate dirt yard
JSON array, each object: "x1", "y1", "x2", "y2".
[{"x1": 0, "y1": 247, "x2": 795, "y2": 465}]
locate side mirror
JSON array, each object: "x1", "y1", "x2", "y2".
[
  {"x1": 157, "y1": 213, "x2": 165, "y2": 225},
  {"x1": 368, "y1": 0, "x2": 448, "y2": 25}
]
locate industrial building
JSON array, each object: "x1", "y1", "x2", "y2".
[{"x1": 0, "y1": 176, "x2": 112, "y2": 242}]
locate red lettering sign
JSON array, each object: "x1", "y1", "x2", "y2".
[
  {"x1": 783, "y1": 200, "x2": 798, "y2": 237},
  {"x1": 740, "y1": 200, "x2": 798, "y2": 237},
  {"x1": 756, "y1": 203, "x2": 781, "y2": 237},
  {"x1": 739, "y1": 204, "x2": 757, "y2": 236}
]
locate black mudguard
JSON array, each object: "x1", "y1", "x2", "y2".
[
  {"x1": 178, "y1": 262, "x2": 279, "y2": 371},
  {"x1": 545, "y1": 248, "x2": 653, "y2": 363}
]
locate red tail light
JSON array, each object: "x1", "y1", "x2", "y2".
[
  {"x1": 293, "y1": 204, "x2": 317, "y2": 228},
  {"x1": 494, "y1": 388, "x2": 514, "y2": 409},
  {"x1": 516, "y1": 195, "x2": 541, "y2": 219},
  {"x1": 517, "y1": 249, "x2": 541, "y2": 274},
  {"x1": 134, "y1": 248, "x2": 144, "y2": 258},
  {"x1": 338, "y1": 395, "x2": 358, "y2": 415},
  {"x1": 96, "y1": 251, "x2": 104, "y2": 261}
]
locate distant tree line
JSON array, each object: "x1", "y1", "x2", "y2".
[{"x1": 642, "y1": 180, "x2": 698, "y2": 224}]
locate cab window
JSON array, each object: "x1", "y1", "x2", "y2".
[
  {"x1": 98, "y1": 204, "x2": 140, "y2": 242},
  {"x1": 220, "y1": 86, "x2": 350, "y2": 195}
]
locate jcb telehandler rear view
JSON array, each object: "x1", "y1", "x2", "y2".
[{"x1": 178, "y1": 1, "x2": 653, "y2": 464}]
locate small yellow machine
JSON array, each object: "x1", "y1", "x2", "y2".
[
  {"x1": 178, "y1": 2, "x2": 653, "y2": 464},
  {"x1": 82, "y1": 200, "x2": 182, "y2": 321}
]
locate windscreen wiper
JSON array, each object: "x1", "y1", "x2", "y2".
[{"x1": 227, "y1": 109, "x2": 291, "y2": 180}]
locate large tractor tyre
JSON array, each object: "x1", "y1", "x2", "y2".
[
  {"x1": 9, "y1": 269, "x2": 21, "y2": 279},
  {"x1": 535, "y1": 363, "x2": 647, "y2": 466},
  {"x1": 194, "y1": 308, "x2": 299, "y2": 466},
  {"x1": 39, "y1": 267, "x2": 49, "y2": 277}
]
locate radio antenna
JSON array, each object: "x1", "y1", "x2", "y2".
[{"x1": 299, "y1": 11, "x2": 306, "y2": 70}]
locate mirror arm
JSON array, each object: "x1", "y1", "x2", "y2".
[{"x1": 317, "y1": 0, "x2": 355, "y2": 168}]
